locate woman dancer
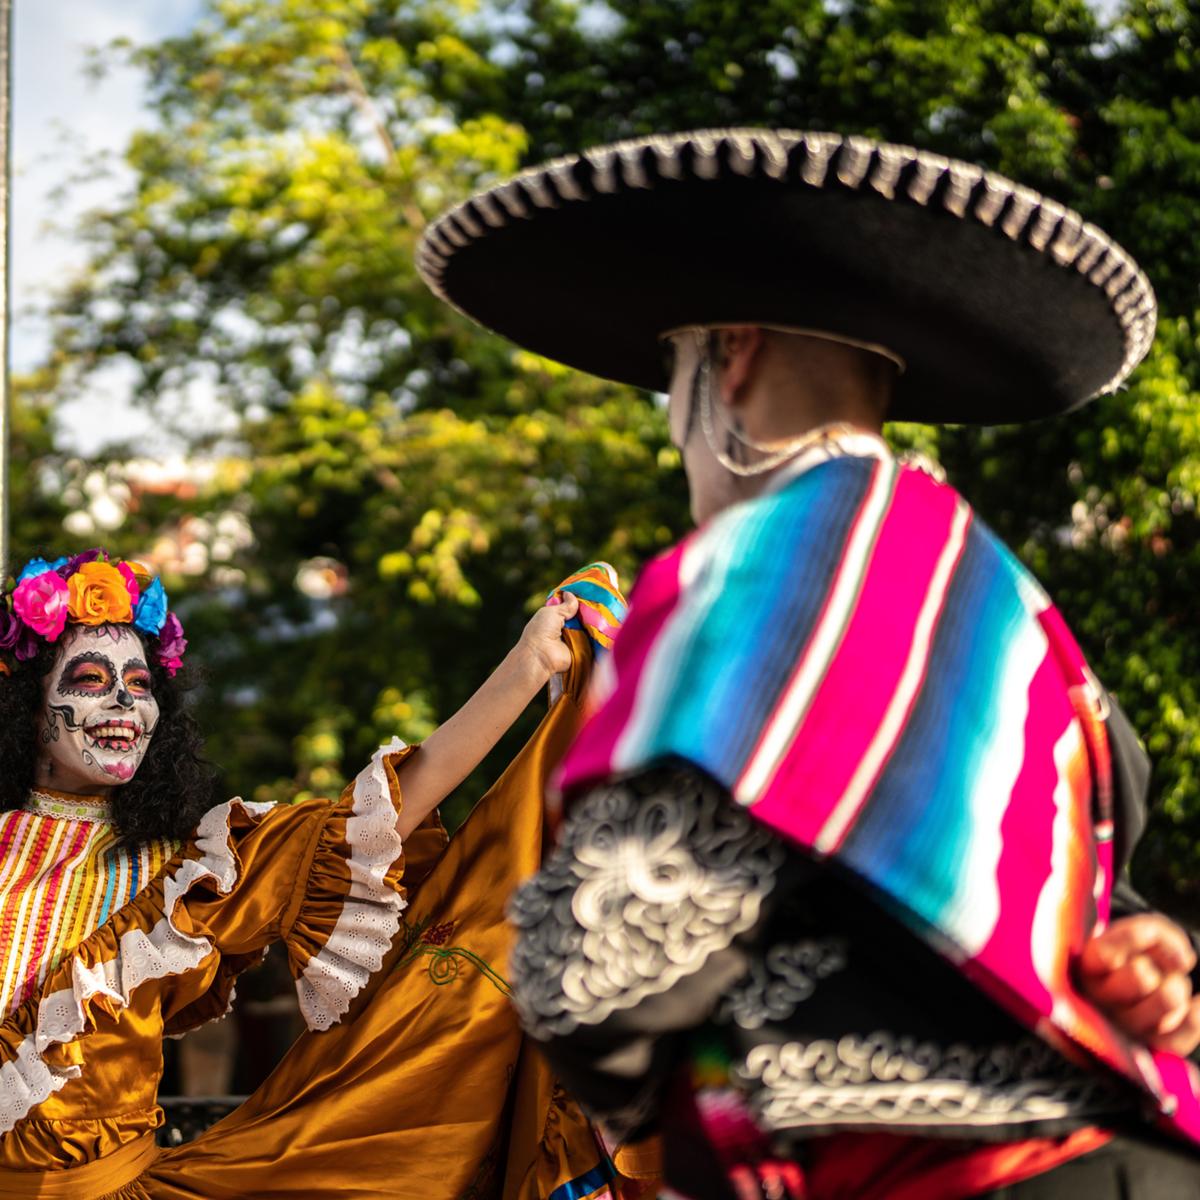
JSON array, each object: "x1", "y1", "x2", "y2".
[{"x1": 0, "y1": 549, "x2": 622, "y2": 1197}]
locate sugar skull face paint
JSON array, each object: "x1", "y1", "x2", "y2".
[{"x1": 36, "y1": 624, "x2": 160, "y2": 793}]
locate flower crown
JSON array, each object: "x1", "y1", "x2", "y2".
[{"x1": 0, "y1": 550, "x2": 187, "y2": 676}]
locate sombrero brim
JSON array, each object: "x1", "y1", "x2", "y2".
[{"x1": 416, "y1": 130, "x2": 1156, "y2": 425}]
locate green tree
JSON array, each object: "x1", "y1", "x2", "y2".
[
  {"x1": 30, "y1": 0, "x2": 1200, "y2": 902},
  {"x1": 6, "y1": 375, "x2": 71, "y2": 568}
]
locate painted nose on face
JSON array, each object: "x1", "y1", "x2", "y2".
[{"x1": 115, "y1": 689, "x2": 136, "y2": 710}]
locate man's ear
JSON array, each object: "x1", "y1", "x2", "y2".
[{"x1": 715, "y1": 326, "x2": 765, "y2": 410}]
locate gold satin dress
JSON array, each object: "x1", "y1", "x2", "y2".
[{"x1": 0, "y1": 633, "x2": 650, "y2": 1199}]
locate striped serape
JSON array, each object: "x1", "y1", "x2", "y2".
[{"x1": 557, "y1": 445, "x2": 1200, "y2": 1146}]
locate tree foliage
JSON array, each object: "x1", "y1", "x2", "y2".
[{"x1": 19, "y1": 0, "x2": 1200, "y2": 901}]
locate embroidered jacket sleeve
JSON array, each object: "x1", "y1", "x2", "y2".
[
  {"x1": 510, "y1": 764, "x2": 1144, "y2": 1144},
  {"x1": 0, "y1": 742, "x2": 448, "y2": 1165},
  {"x1": 508, "y1": 766, "x2": 789, "y2": 1137}
]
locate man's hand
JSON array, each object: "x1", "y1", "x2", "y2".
[{"x1": 1079, "y1": 913, "x2": 1200, "y2": 1056}]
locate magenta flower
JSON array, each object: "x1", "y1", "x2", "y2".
[
  {"x1": 157, "y1": 611, "x2": 187, "y2": 674},
  {"x1": 12, "y1": 571, "x2": 70, "y2": 641},
  {"x1": 117, "y1": 561, "x2": 140, "y2": 608}
]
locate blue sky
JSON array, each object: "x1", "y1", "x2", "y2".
[
  {"x1": 12, "y1": 1, "x2": 202, "y2": 451},
  {"x1": 12, "y1": 0, "x2": 202, "y2": 371}
]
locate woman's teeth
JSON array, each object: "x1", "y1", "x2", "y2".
[{"x1": 87, "y1": 724, "x2": 141, "y2": 753}]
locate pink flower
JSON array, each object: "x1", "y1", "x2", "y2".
[
  {"x1": 117, "y1": 561, "x2": 140, "y2": 608},
  {"x1": 160, "y1": 655, "x2": 184, "y2": 677},
  {"x1": 12, "y1": 572, "x2": 70, "y2": 641}
]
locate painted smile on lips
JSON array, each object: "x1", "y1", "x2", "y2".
[{"x1": 84, "y1": 717, "x2": 145, "y2": 756}]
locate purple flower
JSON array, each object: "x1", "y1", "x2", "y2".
[
  {"x1": 0, "y1": 608, "x2": 41, "y2": 661},
  {"x1": 58, "y1": 548, "x2": 105, "y2": 578},
  {"x1": 157, "y1": 611, "x2": 188, "y2": 662}
]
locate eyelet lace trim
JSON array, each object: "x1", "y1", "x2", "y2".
[
  {"x1": 296, "y1": 736, "x2": 408, "y2": 1031},
  {"x1": 0, "y1": 796, "x2": 270, "y2": 1134},
  {"x1": 509, "y1": 769, "x2": 784, "y2": 1039}
]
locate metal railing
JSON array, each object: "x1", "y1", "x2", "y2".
[{"x1": 156, "y1": 1095, "x2": 249, "y2": 1146}]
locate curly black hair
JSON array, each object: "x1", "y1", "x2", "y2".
[{"x1": 0, "y1": 633, "x2": 218, "y2": 844}]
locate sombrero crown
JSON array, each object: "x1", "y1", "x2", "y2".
[{"x1": 417, "y1": 129, "x2": 1156, "y2": 424}]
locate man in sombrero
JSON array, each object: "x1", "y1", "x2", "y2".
[{"x1": 417, "y1": 130, "x2": 1200, "y2": 1197}]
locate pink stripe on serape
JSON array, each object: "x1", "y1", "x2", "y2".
[
  {"x1": 1036, "y1": 602, "x2": 1116, "y2": 927},
  {"x1": 971, "y1": 652, "x2": 1067, "y2": 1016},
  {"x1": 966, "y1": 682, "x2": 1150, "y2": 1100},
  {"x1": 1153, "y1": 1054, "x2": 1200, "y2": 1142},
  {"x1": 733, "y1": 458, "x2": 896, "y2": 806},
  {"x1": 747, "y1": 470, "x2": 964, "y2": 848}
]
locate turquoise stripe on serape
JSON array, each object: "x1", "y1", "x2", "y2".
[{"x1": 617, "y1": 456, "x2": 878, "y2": 779}]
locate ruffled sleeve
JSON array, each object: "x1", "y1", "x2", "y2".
[
  {"x1": 174, "y1": 738, "x2": 447, "y2": 1034},
  {"x1": 282, "y1": 738, "x2": 447, "y2": 1031}
]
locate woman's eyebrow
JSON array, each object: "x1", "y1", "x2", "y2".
[
  {"x1": 122, "y1": 658, "x2": 150, "y2": 674},
  {"x1": 62, "y1": 652, "x2": 114, "y2": 673}
]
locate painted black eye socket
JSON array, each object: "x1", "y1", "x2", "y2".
[
  {"x1": 122, "y1": 658, "x2": 153, "y2": 696},
  {"x1": 57, "y1": 652, "x2": 119, "y2": 698}
]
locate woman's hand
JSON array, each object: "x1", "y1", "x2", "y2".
[
  {"x1": 515, "y1": 592, "x2": 580, "y2": 681},
  {"x1": 391, "y1": 591, "x2": 580, "y2": 838}
]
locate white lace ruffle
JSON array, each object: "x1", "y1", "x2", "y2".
[
  {"x1": 296, "y1": 737, "x2": 408, "y2": 1031},
  {"x1": 0, "y1": 797, "x2": 263, "y2": 1134}
]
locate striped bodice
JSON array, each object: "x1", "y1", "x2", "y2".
[{"x1": 0, "y1": 793, "x2": 176, "y2": 1015}]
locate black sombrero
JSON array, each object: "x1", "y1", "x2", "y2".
[{"x1": 416, "y1": 129, "x2": 1156, "y2": 424}]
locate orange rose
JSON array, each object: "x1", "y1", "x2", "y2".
[{"x1": 67, "y1": 562, "x2": 134, "y2": 626}]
